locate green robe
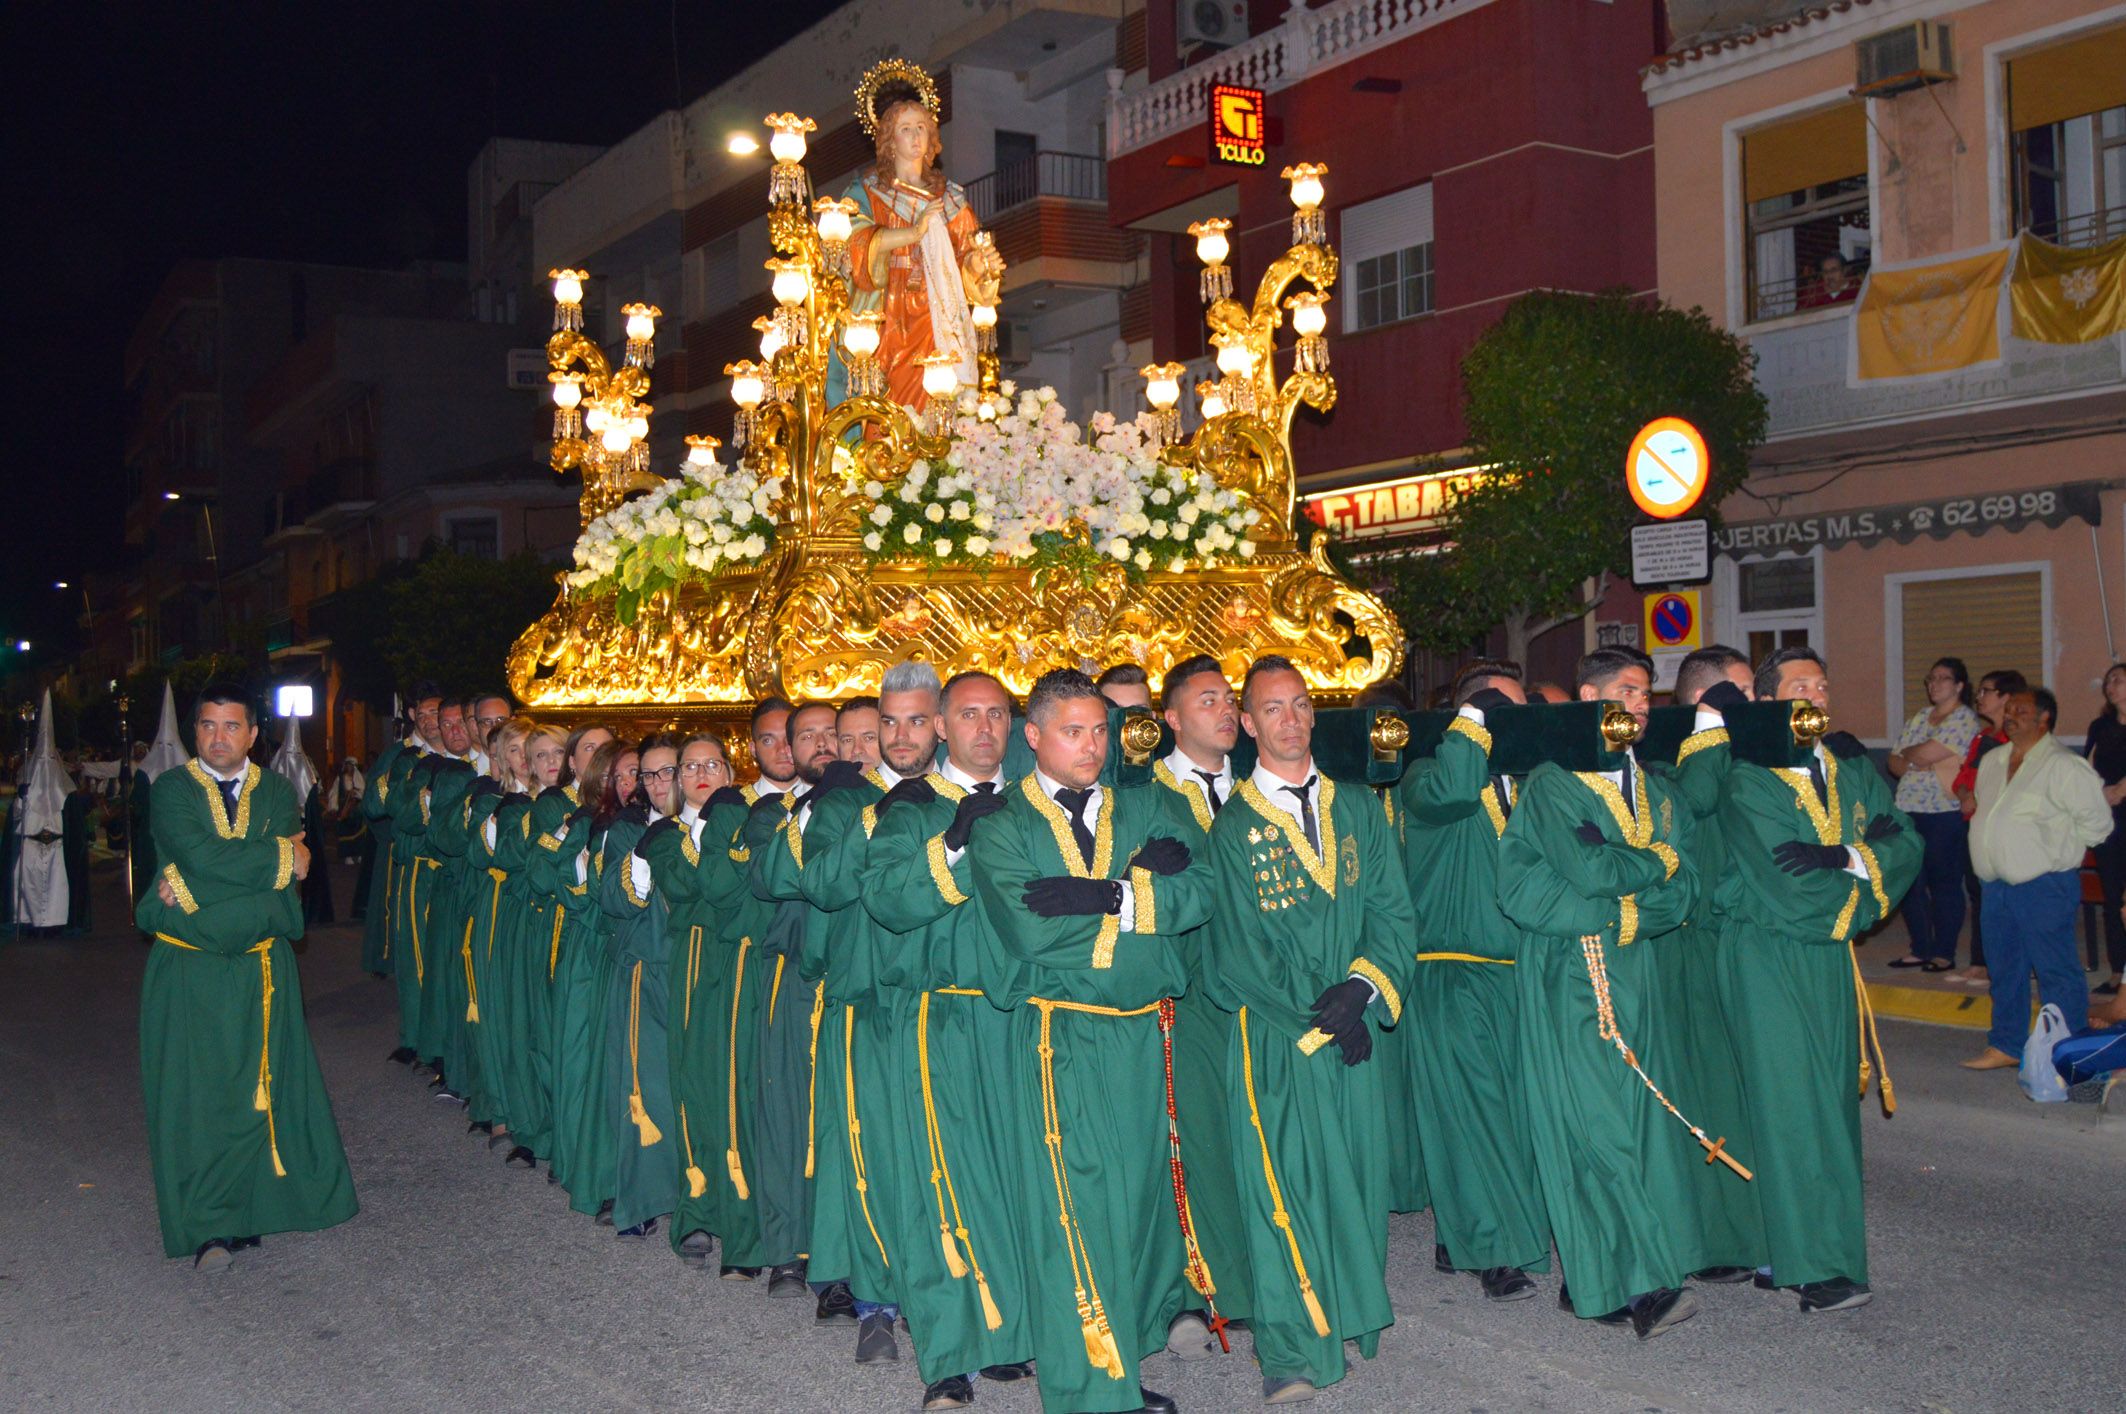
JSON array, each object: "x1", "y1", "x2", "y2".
[
  {"x1": 136, "y1": 762, "x2": 357, "y2": 1257},
  {"x1": 359, "y1": 739, "x2": 411, "y2": 975},
  {"x1": 1714, "y1": 750, "x2": 1920, "y2": 1288},
  {"x1": 863, "y1": 773, "x2": 1039, "y2": 1378},
  {"x1": 529, "y1": 798, "x2": 613, "y2": 1213},
  {"x1": 744, "y1": 799, "x2": 821, "y2": 1269},
  {"x1": 62, "y1": 790, "x2": 91, "y2": 935},
  {"x1": 1205, "y1": 774, "x2": 1414, "y2": 1388},
  {"x1": 1139, "y1": 761, "x2": 1256, "y2": 1322},
  {"x1": 1649, "y1": 724, "x2": 1766, "y2": 1272},
  {"x1": 1497, "y1": 757, "x2": 1700, "y2": 1318},
  {"x1": 1367, "y1": 785, "x2": 1429, "y2": 1218},
  {"x1": 382, "y1": 748, "x2": 432, "y2": 1052},
  {"x1": 751, "y1": 774, "x2": 896, "y2": 1304},
  {"x1": 1395, "y1": 717, "x2": 1551, "y2": 1274},
  {"x1": 970, "y1": 778, "x2": 1208, "y2": 1414},
  {"x1": 420, "y1": 767, "x2": 483, "y2": 1090},
  {"x1": 599, "y1": 814, "x2": 680, "y2": 1230}
]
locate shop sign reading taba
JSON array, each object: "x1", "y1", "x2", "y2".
[{"x1": 1714, "y1": 483, "x2": 2102, "y2": 555}]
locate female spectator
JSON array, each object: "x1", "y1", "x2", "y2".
[
  {"x1": 2085, "y1": 663, "x2": 2126, "y2": 996},
  {"x1": 1948, "y1": 669, "x2": 2029, "y2": 983},
  {"x1": 1887, "y1": 657, "x2": 1980, "y2": 970}
]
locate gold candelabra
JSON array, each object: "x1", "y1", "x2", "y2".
[{"x1": 545, "y1": 269, "x2": 662, "y2": 527}]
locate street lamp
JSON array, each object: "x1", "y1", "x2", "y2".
[{"x1": 1189, "y1": 218, "x2": 1233, "y2": 303}]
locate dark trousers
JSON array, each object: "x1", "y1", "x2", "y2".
[
  {"x1": 1980, "y1": 872, "x2": 2086, "y2": 1055},
  {"x1": 1900, "y1": 811, "x2": 1970, "y2": 963},
  {"x1": 2093, "y1": 824, "x2": 2126, "y2": 975}
]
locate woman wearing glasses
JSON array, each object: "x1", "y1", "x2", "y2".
[{"x1": 1887, "y1": 658, "x2": 1980, "y2": 971}]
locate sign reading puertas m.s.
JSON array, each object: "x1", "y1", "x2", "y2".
[{"x1": 1210, "y1": 85, "x2": 1267, "y2": 166}]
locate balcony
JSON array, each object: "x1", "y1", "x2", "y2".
[
  {"x1": 970, "y1": 152, "x2": 1141, "y2": 303},
  {"x1": 967, "y1": 152, "x2": 1106, "y2": 223},
  {"x1": 1108, "y1": 0, "x2": 1495, "y2": 157}
]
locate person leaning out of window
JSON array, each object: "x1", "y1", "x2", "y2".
[
  {"x1": 2085, "y1": 662, "x2": 2126, "y2": 997},
  {"x1": 1886, "y1": 658, "x2": 1980, "y2": 972}
]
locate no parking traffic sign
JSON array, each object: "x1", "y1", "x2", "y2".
[
  {"x1": 1627, "y1": 417, "x2": 1709, "y2": 519},
  {"x1": 1644, "y1": 590, "x2": 1701, "y2": 651}
]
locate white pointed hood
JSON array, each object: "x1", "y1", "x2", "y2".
[
  {"x1": 20, "y1": 689, "x2": 73, "y2": 835},
  {"x1": 270, "y1": 723, "x2": 319, "y2": 804},
  {"x1": 139, "y1": 682, "x2": 188, "y2": 784}
]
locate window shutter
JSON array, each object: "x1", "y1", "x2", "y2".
[
  {"x1": 1337, "y1": 182, "x2": 1433, "y2": 266},
  {"x1": 2009, "y1": 26, "x2": 2126, "y2": 133},
  {"x1": 1899, "y1": 572, "x2": 2044, "y2": 720},
  {"x1": 1743, "y1": 104, "x2": 1867, "y2": 204}
]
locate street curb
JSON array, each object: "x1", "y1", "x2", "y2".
[{"x1": 1867, "y1": 981, "x2": 1990, "y2": 1030}]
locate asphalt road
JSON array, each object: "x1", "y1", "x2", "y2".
[{"x1": 3, "y1": 866, "x2": 2118, "y2": 1413}]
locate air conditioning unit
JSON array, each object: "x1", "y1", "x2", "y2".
[
  {"x1": 996, "y1": 321, "x2": 1033, "y2": 369},
  {"x1": 1178, "y1": 0, "x2": 1248, "y2": 54},
  {"x1": 1855, "y1": 21, "x2": 1954, "y2": 98}
]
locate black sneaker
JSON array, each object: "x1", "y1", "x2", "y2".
[
  {"x1": 854, "y1": 1310, "x2": 899, "y2": 1363},
  {"x1": 1138, "y1": 1389, "x2": 1177, "y2": 1414},
  {"x1": 814, "y1": 1280, "x2": 857, "y2": 1324},
  {"x1": 1628, "y1": 1288, "x2": 1697, "y2": 1340},
  {"x1": 678, "y1": 1230, "x2": 713, "y2": 1269},
  {"x1": 921, "y1": 1374, "x2": 974, "y2": 1410},
  {"x1": 1797, "y1": 1277, "x2": 1872, "y2": 1312},
  {"x1": 387, "y1": 1046, "x2": 417, "y2": 1065},
  {"x1": 1692, "y1": 1265, "x2": 1755, "y2": 1284},
  {"x1": 1480, "y1": 1267, "x2": 1536, "y2": 1302},
  {"x1": 1752, "y1": 1270, "x2": 1777, "y2": 1291},
  {"x1": 192, "y1": 1239, "x2": 234, "y2": 1273},
  {"x1": 766, "y1": 1260, "x2": 808, "y2": 1297},
  {"x1": 231, "y1": 1235, "x2": 261, "y2": 1251},
  {"x1": 1263, "y1": 1374, "x2": 1316, "y2": 1403},
  {"x1": 979, "y1": 1362, "x2": 1034, "y2": 1382},
  {"x1": 595, "y1": 1200, "x2": 615, "y2": 1227},
  {"x1": 1560, "y1": 1282, "x2": 1630, "y2": 1325},
  {"x1": 1166, "y1": 1308, "x2": 1215, "y2": 1359},
  {"x1": 616, "y1": 1218, "x2": 658, "y2": 1241},
  {"x1": 1433, "y1": 1242, "x2": 1454, "y2": 1274},
  {"x1": 720, "y1": 1264, "x2": 761, "y2": 1281},
  {"x1": 504, "y1": 1145, "x2": 536, "y2": 1169}
]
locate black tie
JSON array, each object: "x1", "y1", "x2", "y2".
[
  {"x1": 1054, "y1": 787, "x2": 1097, "y2": 870},
  {"x1": 1493, "y1": 775, "x2": 1513, "y2": 821},
  {"x1": 1193, "y1": 769, "x2": 1224, "y2": 816},
  {"x1": 1618, "y1": 757, "x2": 1636, "y2": 820},
  {"x1": 218, "y1": 775, "x2": 242, "y2": 827},
  {"x1": 973, "y1": 781, "x2": 997, "y2": 795},
  {"x1": 1805, "y1": 756, "x2": 1828, "y2": 805},
  {"x1": 1281, "y1": 777, "x2": 1320, "y2": 855}
]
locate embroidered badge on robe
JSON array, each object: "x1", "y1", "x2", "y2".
[{"x1": 1339, "y1": 834, "x2": 1360, "y2": 887}]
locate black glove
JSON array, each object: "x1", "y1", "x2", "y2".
[
  {"x1": 944, "y1": 789, "x2": 1009, "y2": 851},
  {"x1": 1822, "y1": 730, "x2": 1868, "y2": 760},
  {"x1": 875, "y1": 775, "x2": 937, "y2": 819},
  {"x1": 412, "y1": 757, "x2": 445, "y2": 788},
  {"x1": 1022, "y1": 876, "x2": 1122, "y2": 917},
  {"x1": 1465, "y1": 687, "x2": 1514, "y2": 716},
  {"x1": 640, "y1": 816, "x2": 679, "y2": 851},
  {"x1": 1772, "y1": 839, "x2": 1849, "y2": 875},
  {"x1": 505, "y1": 790, "x2": 532, "y2": 808},
  {"x1": 617, "y1": 799, "x2": 651, "y2": 827},
  {"x1": 704, "y1": 785, "x2": 749, "y2": 814},
  {"x1": 1698, "y1": 680, "x2": 1749, "y2": 714},
  {"x1": 466, "y1": 776, "x2": 504, "y2": 802},
  {"x1": 814, "y1": 759, "x2": 868, "y2": 797},
  {"x1": 1311, "y1": 977, "x2": 1376, "y2": 1067},
  {"x1": 1574, "y1": 820, "x2": 1607, "y2": 846},
  {"x1": 1863, "y1": 814, "x2": 1904, "y2": 842},
  {"x1": 564, "y1": 803, "x2": 595, "y2": 832},
  {"x1": 1127, "y1": 835, "x2": 1191, "y2": 877},
  {"x1": 740, "y1": 796, "x2": 788, "y2": 848}
]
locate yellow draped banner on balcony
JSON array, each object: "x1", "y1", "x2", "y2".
[
  {"x1": 2009, "y1": 232, "x2": 2126, "y2": 345},
  {"x1": 1854, "y1": 246, "x2": 2010, "y2": 382}
]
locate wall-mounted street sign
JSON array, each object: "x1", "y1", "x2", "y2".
[
  {"x1": 1210, "y1": 84, "x2": 1267, "y2": 166},
  {"x1": 1626, "y1": 416, "x2": 1709, "y2": 519},
  {"x1": 1300, "y1": 467, "x2": 1487, "y2": 541},
  {"x1": 1644, "y1": 589, "x2": 1702, "y2": 651},
  {"x1": 1630, "y1": 518, "x2": 1711, "y2": 586}
]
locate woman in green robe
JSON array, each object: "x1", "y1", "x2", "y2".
[{"x1": 137, "y1": 741, "x2": 356, "y2": 1262}]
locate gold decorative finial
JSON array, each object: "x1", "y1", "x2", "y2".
[
  {"x1": 1120, "y1": 712, "x2": 1165, "y2": 766},
  {"x1": 1369, "y1": 710, "x2": 1411, "y2": 761},
  {"x1": 1600, "y1": 706, "x2": 1643, "y2": 748},
  {"x1": 1790, "y1": 701, "x2": 1831, "y2": 745}
]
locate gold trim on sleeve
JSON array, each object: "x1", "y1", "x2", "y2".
[
  {"x1": 1348, "y1": 956, "x2": 1401, "y2": 1023},
  {"x1": 1445, "y1": 714, "x2": 1493, "y2": 753},
  {"x1": 927, "y1": 833, "x2": 968, "y2": 906},
  {"x1": 163, "y1": 863, "x2": 199, "y2": 915}
]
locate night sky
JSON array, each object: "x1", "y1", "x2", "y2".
[{"x1": 0, "y1": 0, "x2": 843, "y2": 661}]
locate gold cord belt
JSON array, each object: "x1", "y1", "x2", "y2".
[
  {"x1": 156, "y1": 934, "x2": 285, "y2": 1177},
  {"x1": 918, "y1": 990, "x2": 1003, "y2": 1329},
  {"x1": 626, "y1": 959, "x2": 663, "y2": 1147}
]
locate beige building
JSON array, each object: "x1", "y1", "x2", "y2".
[{"x1": 1645, "y1": 0, "x2": 2126, "y2": 742}]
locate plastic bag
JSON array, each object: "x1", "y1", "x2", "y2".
[{"x1": 2019, "y1": 1004, "x2": 2071, "y2": 1102}]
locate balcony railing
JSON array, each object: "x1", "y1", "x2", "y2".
[
  {"x1": 1108, "y1": 0, "x2": 1494, "y2": 157},
  {"x1": 966, "y1": 152, "x2": 1106, "y2": 224},
  {"x1": 2027, "y1": 204, "x2": 2126, "y2": 250}
]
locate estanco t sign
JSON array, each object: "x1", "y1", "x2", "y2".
[
  {"x1": 1210, "y1": 84, "x2": 1266, "y2": 166},
  {"x1": 1626, "y1": 416, "x2": 1709, "y2": 519}
]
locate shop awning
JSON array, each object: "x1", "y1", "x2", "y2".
[{"x1": 1713, "y1": 481, "x2": 2104, "y2": 556}]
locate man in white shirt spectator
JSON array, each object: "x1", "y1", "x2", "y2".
[{"x1": 1962, "y1": 687, "x2": 2114, "y2": 1070}]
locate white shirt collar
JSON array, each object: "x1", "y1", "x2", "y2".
[
  {"x1": 876, "y1": 762, "x2": 907, "y2": 789},
  {"x1": 1164, "y1": 746, "x2": 1231, "y2": 797},
  {"x1": 753, "y1": 777, "x2": 794, "y2": 798},
  {"x1": 1251, "y1": 758, "x2": 1319, "y2": 812},
  {"x1": 679, "y1": 800, "x2": 701, "y2": 825},
  {"x1": 196, "y1": 758, "x2": 249, "y2": 785},
  {"x1": 1033, "y1": 767, "x2": 1098, "y2": 806},
  {"x1": 942, "y1": 757, "x2": 1006, "y2": 792}
]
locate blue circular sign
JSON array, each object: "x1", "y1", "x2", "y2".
[{"x1": 1650, "y1": 593, "x2": 1694, "y2": 647}]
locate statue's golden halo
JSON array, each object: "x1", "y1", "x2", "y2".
[{"x1": 854, "y1": 58, "x2": 940, "y2": 138}]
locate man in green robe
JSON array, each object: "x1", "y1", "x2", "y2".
[
  {"x1": 1137, "y1": 653, "x2": 1254, "y2": 1350},
  {"x1": 863, "y1": 669, "x2": 1038, "y2": 1407},
  {"x1": 968, "y1": 667, "x2": 1206, "y2": 1414},
  {"x1": 1716, "y1": 648, "x2": 1921, "y2": 1313},
  {"x1": 1647, "y1": 645, "x2": 1765, "y2": 1285},
  {"x1": 383, "y1": 730, "x2": 437, "y2": 1065},
  {"x1": 1497, "y1": 648, "x2": 1701, "y2": 1340},
  {"x1": 1395, "y1": 659, "x2": 1550, "y2": 1303},
  {"x1": 1203, "y1": 656, "x2": 1415, "y2": 1403},
  {"x1": 599, "y1": 733, "x2": 684, "y2": 1240},
  {"x1": 365, "y1": 683, "x2": 441, "y2": 997},
  {"x1": 137, "y1": 682, "x2": 356, "y2": 1269}
]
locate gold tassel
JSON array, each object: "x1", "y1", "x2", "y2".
[
  {"x1": 686, "y1": 1164, "x2": 707, "y2": 1199},
  {"x1": 940, "y1": 1225, "x2": 969, "y2": 1278},
  {"x1": 466, "y1": 997, "x2": 479, "y2": 1024},
  {"x1": 975, "y1": 1269, "x2": 1003, "y2": 1331},
  {"x1": 1080, "y1": 1311, "x2": 1107, "y2": 1370},
  {"x1": 1302, "y1": 1282, "x2": 1330, "y2": 1338},
  {"x1": 629, "y1": 1091, "x2": 663, "y2": 1146},
  {"x1": 254, "y1": 1079, "x2": 270, "y2": 1112},
  {"x1": 1093, "y1": 1319, "x2": 1125, "y2": 1380},
  {"x1": 726, "y1": 1147, "x2": 751, "y2": 1200}
]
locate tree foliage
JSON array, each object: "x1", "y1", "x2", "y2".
[
  {"x1": 1380, "y1": 289, "x2": 1767, "y2": 661},
  {"x1": 375, "y1": 549, "x2": 561, "y2": 700}
]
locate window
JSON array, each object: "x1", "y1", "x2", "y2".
[
  {"x1": 1742, "y1": 104, "x2": 1870, "y2": 321},
  {"x1": 1737, "y1": 555, "x2": 1815, "y2": 615},
  {"x1": 688, "y1": 232, "x2": 740, "y2": 322},
  {"x1": 1339, "y1": 183, "x2": 1434, "y2": 333},
  {"x1": 447, "y1": 516, "x2": 498, "y2": 559},
  {"x1": 1716, "y1": 548, "x2": 1821, "y2": 669},
  {"x1": 1893, "y1": 570, "x2": 2044, "y2": 725},
  {"x1": 2009, "y1": 28, "x2": 2126, "y2": 247}
]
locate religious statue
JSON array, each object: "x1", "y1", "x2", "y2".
[{"x1": 839, "y1": 61, "x2": 1006, "y2": 410}]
